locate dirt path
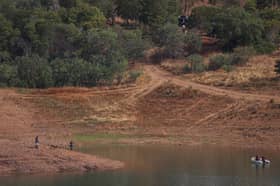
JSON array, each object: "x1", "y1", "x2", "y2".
[
  {"x1": 1, "y1": 64, "x2": 279, "y2": 175},
  {"x1": 143, "y1": 65, "x2": 280, "y2": 103}
]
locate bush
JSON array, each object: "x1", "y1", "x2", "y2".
[
  {"x1": 208, "y1": 54, "x2": 230, "y2": 71},
  {"x1": 244, "y1": 0, "x2": 257, "y2": 13},
  {"x1": 50, "y1": 58, "x2": 71, "y2": 86},
  {"x1": 254, "y1": 40, "x2": 276, "y2": 54},
  {"x1": 157, "y1": 23, "x2": 185, "y2": 58},
  {"x1": 183, "y1": 64, "x2": 192, "y2": 74},
  {"x1": 149, "y1": 49, "x2": 167, "y2": 64},
  {"x1": 0, "y1": 64, "x2": 19, "y2": 87},
  {"x1": 116, "y1": 28, "x2": 150, "y2": 60},
  {"x1": 191, "y1": 7, "x2": 264, "y2": 50},
  {"x1": 187, "y1": 54, "x2": 205, "y2": 73},
  {"x1": 16, "y1": 55, "x2": 53, "y2": 88},
  {"x1": 229, "y1": 46, "x2": 256, "y2": 66},
  {"x1": 128, "y1": 70, "x2": 142, "y2": 82},
  {"x1": 189, "y1": 6, "x2": 222, "y2": 30},
  {"x1": 183, "y1": 32, "x2": 202, "y2": 56},
  {"x1": 222, "y1": 64, "x2": 234, "y2": 72}
]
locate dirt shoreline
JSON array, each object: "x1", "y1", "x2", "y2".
[
  {"x1": 0, "y1": 89, "x2": 123, "y2": 176},
  {"x1": 1, "y1": 64, "x2": 280, "y2": 175},
  {"x1": 0, "y1": 143, "x2": 124, "y2": 176}
]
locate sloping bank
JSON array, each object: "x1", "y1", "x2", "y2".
[
  {"x1": 0, "y1": 89, "x2": 123, "y2": 175},
  {"x1": 0, "y1": 142, "x2": 124, "y2": 175}
]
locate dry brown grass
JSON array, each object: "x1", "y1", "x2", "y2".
[{"x1": 190, "y1": 55, "x2": 277, "y2": 86}]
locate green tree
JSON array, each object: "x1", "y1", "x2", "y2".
[
  {"x1": 88, "y1": 0, "x2": 117, "y2": 25},
  {"x1": 81, "y1": 28, "x2": 119, "y2": 58},
  {"x1": 67, "y1": 58, "x2": 89, "y2": 86},
  {"x1": 0, "y1": 51, "x2": 11, "y2": 63},
  {"x1": 256, "y1": 0, "x2": 280, "y2": 9},
  {"x1": 210, "y1": 7, "x2": 264, "y2": 50},
  {"x1": 0, "y1": 14, "x2": 15, "y2": 51},
  {"x1": 139, "y1": 0, "x2": 168, "y2": 27},
  {"x1": 49, "y1": 23, "x2": 81, "y2": 59},
  {"x1": 259, "y1": 9, "x2": 280, "y2": 43},
  {"x1": 116, "y1": 27, "x2": 149, "y2": 60},
  {"x1": 16, "y1": 55, "x2": 53, "y2": 88},
  {"x1": 50, "y1": 58, "x2": 71, "y2": 86},
  {"x1": 189, "y1": 6, "x2": 222, "y2": 30},
  {"x1": 59, "y1": 0, "x2": 78, "y2": 8},
  {"x1": 157, "y1": 23, "x2": 185, "y2": 58},
  {"x1": 183, "y1": 31, "x2": 202, "y2": 55},
  {"x1": 60, "y1": 4, "x2": 105, "y2": 29},
  {"x1": 81, "y1": 28, "x2": 128, "y2": 83},
  {"x1": 244, "y1": 0, "x2": 257, "y2": 13},
  {"x1": 0, "y1": 64, "x2": 18, "y2": 87},
  {"x1": 116, "y1": 0, "x2": 142, "y2": 22}
]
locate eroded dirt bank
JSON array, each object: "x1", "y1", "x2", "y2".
[{"x1": 0, "y1": 90, "x2": 123, "y2": 175}]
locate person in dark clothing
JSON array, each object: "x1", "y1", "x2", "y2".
[
  {"x1": 256, "y1": 155, "x2": 259, "y2": 161},
  {"x1": 35, "y1": 136, "x2": 39, "y2": 149},
  {"x1": 69, "y1": 141, "x2": 74, "y2": 151},
  {"x1": 178, "y1": 15, "x2": 188, "y2": 28},
  {"x1": 262, "y1": 156, "x2": 266, "y2": 164}
]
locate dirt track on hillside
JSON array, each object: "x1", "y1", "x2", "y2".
[
  {"x1": 144, "y1": 65, "x2": 280, "y2": 103},
  {"x1": 1, "y1": 64, "x2": 280, "y2": 175}
]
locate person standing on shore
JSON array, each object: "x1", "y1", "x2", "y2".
[
  {"x1": 35, "y1": 136, "x2": 39, "y2": 149},
  {"x1": 69, "y1": 141, "x2": 74, "y2": 151}
]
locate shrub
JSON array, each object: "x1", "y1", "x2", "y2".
[
  {"x1": 183, "y1": 32, "x2": 202, "y2": 56},
  {"x1": 244, "y1": 0, "x2": 257, "y2": 13},
  {"x1": 50, "y1": 58, "x2": 71, "y2": 86},
  {"x1": 254, "y1": 40, "x2": 276, "y2": 54},
  {"x1": 16, "y1": 55, "x2": 53, "y2": 88},
  {"x1": 0, "y1": 64, "x2": 18, "y2": 87},
  {"x1": 187, "y1": 54, "x2": 205, "y2": 73},
  {"x1": 149, "y1": 49, "x2": 167, "y2": 64},
  {"x1": 208, "y1": 54, "x2": 230, "y2": 71},
  {"x1": 222, "y1": 64, "x2": 234, "y2": 72},
  {"x1": 229, "y1": 46, "x2": 256, "y2": 66},
  {"x1": 116, "y1": 28, "x2": 150, "y2": 60},
  {"x1": 158, "y1": 23, "x2": 185, "y2": 58},
  {"x1": 189, "y1": 6, "x2": 222, "y2": 30},
  {"x1": 129, "y1": 70, "x2": 142, "y2": 82},
  {"x1": 183, "y1": 64, "x2": 192, "y2": 74},
  {"x1": 189, "y1": 6, "x2": 264, "y2": 51}
]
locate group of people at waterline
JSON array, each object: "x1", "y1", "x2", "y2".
[{"x1": 35, "y1": 136, "x2": 74, "y2": 150}]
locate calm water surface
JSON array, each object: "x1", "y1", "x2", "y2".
[{"x1": 1, "y1": 145, "x2": 280, "y2": 186}]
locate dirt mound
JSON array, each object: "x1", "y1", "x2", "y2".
[
  {"x1": 147, "y1": 83, "x2": 203, "y2": 98},
  {"x1": 136, "y1": 83, "x2": 234, "y2": 127}
]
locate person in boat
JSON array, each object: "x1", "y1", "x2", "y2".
[
  {"x1": 255, "y1": 155, "x2": 259, "y2": 161},
  {"x1": 69, "y1": 140, "x2": 74, "y2": 151},
  {"x1": 35, "y1": 136, "x2": 39, "y2": 149},
  {"x1": 262, "y1": 156, "x2": 265, "y2": 164}
]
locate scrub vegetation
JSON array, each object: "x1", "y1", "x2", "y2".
[{"x1": 0, "y1": 0, "x2": 280, "y2": 88}]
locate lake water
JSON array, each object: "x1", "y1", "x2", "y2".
[{"x1": 1, "y1": 145, "x2": 280, "y2": 186}]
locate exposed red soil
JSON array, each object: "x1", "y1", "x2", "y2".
[
  {"x1": 0, "y1": 90, "x2": 123, "y2": 175},
  {"x1": 1, "y1": 64, "x2": 280, "y2": 175}
]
